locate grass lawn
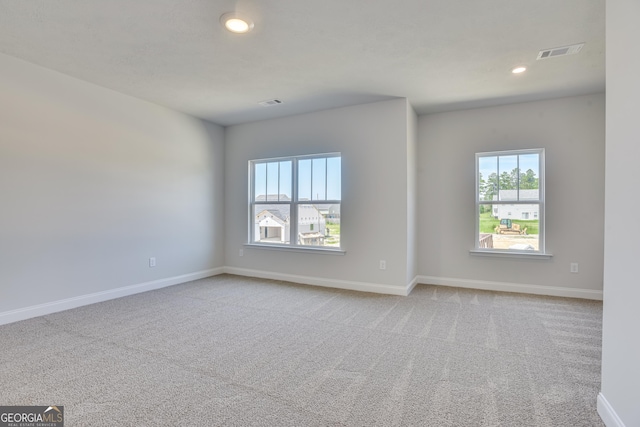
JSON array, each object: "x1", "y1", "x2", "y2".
[
  {"x1": 479, "y1": 212, "x2": 539, "y2": 235},
  {"x1": 326, "y1": 222, "x2": 340, "y2": 236},
  {"x1": 325, "y1": 222, "x2": 340, "y2": 246}
]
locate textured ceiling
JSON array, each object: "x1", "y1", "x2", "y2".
[{"x1": 0, "y1": 0, "x2": 605, "y2": 126}]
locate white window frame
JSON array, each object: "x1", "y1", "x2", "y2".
[
  {"x1": 248, "y1": 152, "x2": 343, "y2": 253},
  {"x1": 472, "y1": 148, "x2": 551, "y2": 258}
]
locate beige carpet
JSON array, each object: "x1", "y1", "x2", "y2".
[{"x1": 0, "y1": 274, "x2": 604, "y2": 426}]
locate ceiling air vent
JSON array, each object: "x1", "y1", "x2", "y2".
[
  {"x1": 537, "y1": 43, "x2": 584, "y2": 60},
  {"x1": 258, "y1": 99, "x2": 283, "y2": 107}
]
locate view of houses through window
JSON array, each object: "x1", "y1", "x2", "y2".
[
  {"x1": 251, "y1": 154, "x2": 341, "y2": 248},
  {"x1": 477, "y1": 149, "x2": 544, "y2": 252}
]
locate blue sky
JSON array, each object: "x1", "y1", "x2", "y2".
[
  {"x1": 478, "y1": 153, "x2": 539, "y2": 185},
  {"x1": 254, "y1": 156, "x2": 341, "y2": 201}
]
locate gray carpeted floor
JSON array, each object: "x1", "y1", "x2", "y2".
[{"x1": 0, "y1": 274, "x2": 604, "y2": 426}]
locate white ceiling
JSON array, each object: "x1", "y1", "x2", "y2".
[{"x1": 0, "y1": 0, "x2": 605, "y2": 126}]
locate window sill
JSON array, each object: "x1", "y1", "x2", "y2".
[
  {"x1": 469, "y1": 249, "x2": 553, "y2": 260},
  {"x1": 244, "y1": 243, "x2": 346, "y2": 255}
]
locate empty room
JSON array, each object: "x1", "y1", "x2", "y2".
[{"x1": 0, "y1": 1, "x2": 638, "y2": 426}]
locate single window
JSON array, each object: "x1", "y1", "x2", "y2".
[
  {"x1": 476, "y1": 149, "x2": 545, "y2": 253},
  {"x1": 250, "y1": 153, "x2": 341, "y2": 249}
]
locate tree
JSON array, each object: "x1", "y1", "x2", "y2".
[
  {"x1": 484, "y1": 172, "x2": 498, "y2": 201},
  {"x1": 520, "y1": 169, "x2": 538, "y2": 189},
  {"x1": 499, "y1": 171, "x2": 515, "y2": 190},
  {"x1": 510, "y1": 168, "x2": 520, "y2": 189},
  {"x1": 478, "y1": 171, "x2": 486, "y2": 196}
]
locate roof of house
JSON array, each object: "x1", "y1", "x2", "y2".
[
  {"x1": 255, "y1": 194, "x2": 291, "y2": 202},
  {"x1": 255, "y1": 202, "x2": 326, "y2": 223},
  {"x1": 495, "y1": 189, "x2": 539, "y2": 200},
  {"x1": 256, "y1": 206, "x2": 290, "y2": 223}
]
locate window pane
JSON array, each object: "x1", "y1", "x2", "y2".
[
  {"x1": 478, "y1": 203, "x2": 539, "y2": 251},
  {"x1": 254, "y1": 204, "x2": 290, "y2": 244},
  {"x1": 266, "y1": 162, "x2": 279, "y2": 201},
  {"x1": 254, "y1": 163, "x2": 266, "y2": 201},
  {"x1": 498, "y1": 155, "x2": 518, "y2": 200},
  {"x1": 298, "y1": 159, "x2": 311, "y2": 201},
  {"x1": 323, "y1": 204, "x2": 340, "y2": 247},
  {"x1": 327, "y1": 157, "x2": 341, "y2": 200},
  {"x1": 251, "y1": 153, "x2": 341, "y2": 249},
  {"x1": 518, "y1": 153, "x2": 540, "y2": 200},
  {"x1": 279, "y1": 161, "x2": 292, "y2": 200},
  {"x1": 297, "y1": 203, "x2": 340, "y2": 247},
  {"x1": 312, "y1": 158, "x2": 327, "y2": 200},
  {"x1": 478, "y1": 156, "x2": 497, "y2": 202}
]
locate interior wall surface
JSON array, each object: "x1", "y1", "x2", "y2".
[
  {"x1": 417, "y1": 94, "x2": 605, "y2": 295},
  {"x1": 0, "y1": 53, "x2": 225, "y2": 315}
]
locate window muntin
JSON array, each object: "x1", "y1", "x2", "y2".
[
  {"x1": 476, "y1": 149, "x2": 545, "y2": 253},
  {"x1": 250, "y1": 153, "x2": 341, "y2": 249}
]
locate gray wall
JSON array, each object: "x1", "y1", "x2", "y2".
[
  {"x1": 0, "y1": 53, "x2": 225, "y2": 314},
  {"x1": 418, "y1": 94, "x2": 605, "y2": 296},
  {"x1": 406, "y1": 102, "x2": 418, "y2": 285},
  {"x1": 600, "y1": 0, "x2": 640, "y2": 425},
  {"x1": 0, "y1": 52, "x2": 608, "y2": 324},
  {"x1": 224, "y1": 98, "x2": 414, "y2": 292}
]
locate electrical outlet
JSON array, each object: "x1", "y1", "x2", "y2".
[
  {"x1": 570, "y1": 263, "x2": 578, "y2": 273},
  {"x1": 239, "y1": 249, "x2": 244, "y2": 257},
  {"x1": 149, "y1": 257, "x2": 156, "y2": 268},
  {"x1": 379, "y1": 260, "x2": 386, "y2": 270}
]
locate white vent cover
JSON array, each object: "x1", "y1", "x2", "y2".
[
  {"x1": 537, "y1": 43, "x2": 584, "y2": 60},
  {"x1": 258, "y1": 99, "x2": 283, "y2": 107}
]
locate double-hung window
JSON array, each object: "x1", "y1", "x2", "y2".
[
  {"x1": 250, "y1": 153, "x2": 341, "y2": 249},
  {"x1": 476, "y1": 149, "x2": 546, "y2": 254}
]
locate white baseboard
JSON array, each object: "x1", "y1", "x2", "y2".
[
  {"x1": 0, "y1": 267, "x2": 224, "y2": 326},
  {"x1": 597, "y1": 392, "x2": 626, "y2": 427},
  {"x1": 1, "y1": 269, "x2": 601, "y2": 326},
  {"x1": 417, "y1": 275, "x2": 603, "y2": 300},
  {"x1": 407, "y1": 275, "x2": 419, "y2": 294},
  {"x1": 224, "y1": 266, "x2": 412, "y2": 296}
]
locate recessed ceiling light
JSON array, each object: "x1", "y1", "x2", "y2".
[
  {"x1": 512, "y1": 66, "x2": 527, "y2": 74},
  {"x1": 220, "y1": 12, "x2": 254, "y2": 34}
]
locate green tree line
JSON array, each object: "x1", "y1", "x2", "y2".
[{"x1": 479, "y1": 168, "x2": 538, "y2": 201}]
